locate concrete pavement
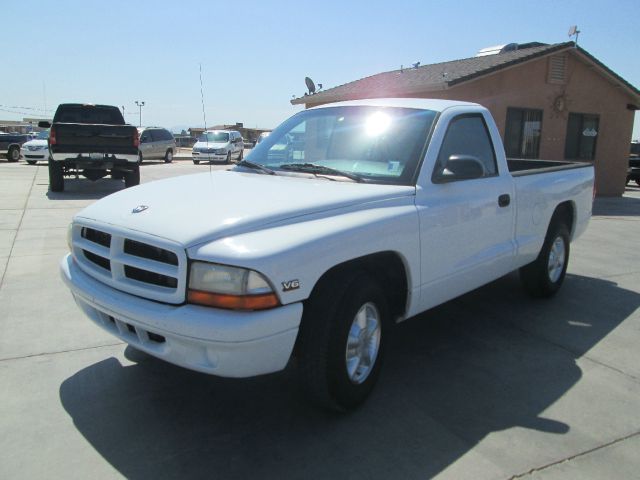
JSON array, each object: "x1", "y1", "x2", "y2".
[{"x1": 0, "y1": 160, "x2": 639, "y2": 479}]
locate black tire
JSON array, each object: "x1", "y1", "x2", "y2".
[
  {"x1": 137, "y1": 152, "x2": 143, "y2": 164},
  {"x1": 164, "y1": 149, "x2": 173, "y2": 163},
  {"x1": 296, "y1": 271, "x2": 389, "y2": 411},
  {"x1": 48, "y1": 161, "x2": 64, "y2": 192},
  {"x1": 26, "y1": 160, "x2": 37, "y2": 165},
  {"x1": 237, "y1": 149, "x2": 244, "y2": 162},
  {"x1": 226, "y1": 151, "x2": 232, "y2": 164},
  {"x1": 193, "y1": 159, "x2": 200, "y2": 165},
  {"x1": 8, "y1": 146, "x2": 20, "y2": 162},
  {"x1": 520, "y1": 221, "x2": 570, "y2": 298},
  {"x1": 124, "y1": 164, "x2": 140, "y2": 188},
  {"x1": 636, "y1": 179, "x2": 640, "y2": 187}
]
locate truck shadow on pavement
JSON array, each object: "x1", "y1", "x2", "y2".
[
  {"x1": 59, "y1": 273, "x2": 640, "y2": 479},
  {"x1": 45, "y1": 178, "x2": 125, "y2": 201}
]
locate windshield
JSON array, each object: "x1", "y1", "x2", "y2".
[
  {"x1": 35, "y1": 130, "x2": 49, "y2": 140},
  {"x1": 243, "y1": 106, "x2": 437, "y2": 185},
  {"x1": 198, "y1": 132, "x2": 229, "y2": 142}
]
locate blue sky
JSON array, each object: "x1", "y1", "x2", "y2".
[{"x1": 4, "y1": 0, "x2": 639, "y2": 138}]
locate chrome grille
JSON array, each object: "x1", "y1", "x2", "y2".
[{"x1": 71, "y1": 222, "x2": 187, "y2": 304}]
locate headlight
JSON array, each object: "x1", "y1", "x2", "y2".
[
  {"x1": 215, "y1": 149, "x2": 227, "y2": 155},
  {"x1": 188, "y1": 261, "x2": 279, "y2": 310}
]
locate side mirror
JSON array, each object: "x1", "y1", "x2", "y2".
[
  {"x1": 434, "y1": 154, "x2": 485, "y2": 183},
  {"x1": 38, "y1": 121, "x2": 51, "y2": 128}
]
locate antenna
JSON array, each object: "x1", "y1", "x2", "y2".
[
  {"x1": 199, "y1": 63, "x2": 211, "y2": 173},
  {"x1": 568, "y1": 25, "x2": 580, "y2": 46},
  {"x1": 412, "y1": 61, "x2": 421, "y2": 69},
  {"x1": 305, "y1": 77, "x2": 316, "y2": 95},
  {"x1": 199, "y1": 63, "x2": 208, "y2": 131}
]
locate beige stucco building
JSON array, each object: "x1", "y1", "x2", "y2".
[{"x1": 292, "y1": 42, "x2": 639, "y2": 196}]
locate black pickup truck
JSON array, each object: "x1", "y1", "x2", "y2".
[
  {"x1": 39, "y1": 104, "x2": 140, "y2": 192},
  {"x1": 0, "y1": 133, "x2": 28, "y2": 162}
]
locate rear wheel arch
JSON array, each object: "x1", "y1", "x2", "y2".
[{"x1": 550, "y1": 201, "x2": 576, "y2": 238}]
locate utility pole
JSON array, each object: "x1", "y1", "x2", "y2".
[{"x1": 135, "y1": 100, "x2": 145, "y2": 128}]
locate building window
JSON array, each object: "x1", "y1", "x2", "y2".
[
  {"x1": 504, "y1": 108, "x2": 543, "y2": 159},
  {"x1": 564, "y1": 113, "x2": 599, "y2": 161}
]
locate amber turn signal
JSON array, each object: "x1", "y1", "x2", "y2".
[{"x1": 188, "y1": 289, "x2": 280, "y2": 310}]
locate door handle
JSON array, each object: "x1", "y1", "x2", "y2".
[{"x1": 498, "y1": 194, "x2": 511, "y2": 207}]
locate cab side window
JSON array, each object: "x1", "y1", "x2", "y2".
[{"x1": 434, "y1": 114, "x2": 498, "y2": 180}]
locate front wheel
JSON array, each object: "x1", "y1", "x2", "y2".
[
  {"x1": 237, "y1": 149, "x2": 244, "y2": 162},
  {"x1": 296, "y1": 271, "x2": 389, "y2": 411},
  {"x1": 48, "y1": 161, "x2": 64, "y2": 192},
  {"x1": 8, "y1": 146, "x2": 20, "y2": 162},
  {"x1": 164, "y1": 149, "x2": 173, "y2": 163},
  {"x1": 193, "y1": 159, "x2": 200, "y2": 165},
  {"x1": 137, "y1": 152, "x2": 143, "y2": 165},
  {"x1": 26, "y1": 160, "x2": 37, "y2": 165},
  {"x1": 225, "y1": 151, "x2": 232, "y2": 164},
  {"x1": 520, "y1": 222, "x2": 570, "y2": 298}
]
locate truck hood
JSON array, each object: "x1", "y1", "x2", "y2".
[{"x1": 75, "y1": 170, "x2": 415, "y2": 247}]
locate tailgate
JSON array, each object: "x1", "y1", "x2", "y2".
[{"x1": 52, "y1": 123, "x2": 137, "y2": 153}]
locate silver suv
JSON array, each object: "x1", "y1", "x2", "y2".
[{"x1": 138, "y1": 127, "x2": 176, "y2": 163}]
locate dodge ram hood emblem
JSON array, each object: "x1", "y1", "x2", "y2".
[{"x1": 132, "y1": 205, "x2": 149, "y2": 213}]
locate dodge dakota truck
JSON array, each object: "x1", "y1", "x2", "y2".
[
  {"x1": 39, "y1": 104, "x2": 140, "y2": 192},
  {"x1": 61, "y1": 99, "x2": 594, "y2": 411}
]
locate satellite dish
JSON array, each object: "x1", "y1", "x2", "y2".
[
  {"x1": 568, "y1": 25, "x2": 577, "y2": 36},
  {"x1": 305, "y1": 77, "x2": 316, "y2": 95}
]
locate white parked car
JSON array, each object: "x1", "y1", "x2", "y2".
[
  {"x1": 192, "y1": 130, "x2": 243, "y2": 164},
  {"x1": 21, "y1": 130, "x2": 49, "y2": 164}
]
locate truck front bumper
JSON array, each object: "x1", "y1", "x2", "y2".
[{"x1": 60, "y1": 254, "x2": 302, "y2": 377}]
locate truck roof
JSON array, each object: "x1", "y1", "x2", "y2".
[{"x1": 309, "y1": 98, "x2": 480, "y2": 112}]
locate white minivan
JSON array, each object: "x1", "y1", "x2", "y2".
[{"x1": 192, "y1": 130, "x2": 244, "y2": 164}]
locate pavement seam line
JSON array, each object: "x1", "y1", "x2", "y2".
[
  {"x1": 0, "y1": 341, "x2": 126, "y2": 363},
  {"x1": 0, "y1": 166, "x2": 38, "y2": 288},
  {"x1": 508, "y1": 430, "x2": 640, "y2": 479}
]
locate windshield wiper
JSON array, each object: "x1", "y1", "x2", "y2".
[
  {"x1": 236, "y1": 160, "x2": 276, "y2": 175},
  {"x1": 279, "y1": 163, "x2": 365, "y2": 183}
]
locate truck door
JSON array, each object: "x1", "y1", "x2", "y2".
[{"x1": 415, "y1": 113, "x2": 516, "y2": 312}]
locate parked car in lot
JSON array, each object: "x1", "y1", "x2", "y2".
[
  {"x1": 137, "y1": 127, "x2": 176, "y2": 163},
  {"x1": 39, "y1": 103, "x2": 140, "y2": 192},
  {"x1": 0, "y1": 132, "x2": 28, "y2": 162},
  {"x1": 21, "y1": 130, "x2": 50, "y2": 164},
  {"x1": 192, "y1": 130, "x2": 243, "y2": 164},
  {"x1": 628, "y1": 141, "x2": 640, "y2": 186},
  {"x1": 61, "y1": 98, "x2": 594, "y2": 411}
]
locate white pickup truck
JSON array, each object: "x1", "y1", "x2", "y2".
[{"x1": 61, "y1": 99, "x2": 594, "y2": 411}]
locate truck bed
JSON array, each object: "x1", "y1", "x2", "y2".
[{"x1": 507, "y1": 158, "x2": 591, "y2": 177}]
